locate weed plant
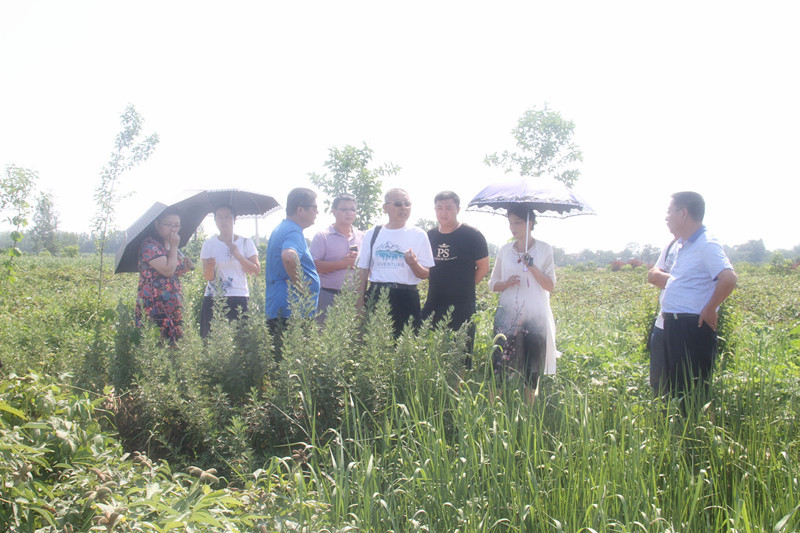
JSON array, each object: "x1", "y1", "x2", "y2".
[{"x1": 2, "y1": 259, "x2": 799, "y2": 531}]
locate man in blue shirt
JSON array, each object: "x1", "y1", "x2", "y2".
[
  {"x1": 660, "y1": 191, "x2": 737, "y2": 398},
  {"x1": 265, "y1": 188, "x2": 321, "y2": 351}
]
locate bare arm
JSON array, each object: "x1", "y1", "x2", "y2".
[
  {"x1": 404, "y1": 249, "x2": 430, "y2": 280},
  {"x1": 240, "y1": 255, "x2": 260, "y2": 275},
  {"x1": 493, "y1": 277, "x2": 518, "y2": 292},
  {"x1": 226, "y1": 241, "x2": 260, "y2": 275},
  {"x1": 202, "y1": 258, "x2": 216, "y2": 281},
  {"x1": 698, "y1": 268, "x2": 738, "y2": 331},
  {"x1": 474, "y1": 256, "x2": 490, "y2": 284},
  {"x1": 526, "y1": 264, "x2": 555, "y2": 293},
  {"x1": 314, "y1": 251, "x2": 357, "y2": 274},
  {"x1": 281, "y1": 248, "x2": 301, "y2": 286},
  {"x1": 648, "y1": 267, "x2": 670, "y2": 289},
  {"x1": 149, "y1": 236, "x2": 181, "y2": 277}
]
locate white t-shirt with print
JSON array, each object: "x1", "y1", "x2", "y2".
[
  {"x1": 200, "y1": 235, "x2": 258, "y2": 297},
  {"x1": 357, "y1": 225, "x2": 435, "y2": 285}
]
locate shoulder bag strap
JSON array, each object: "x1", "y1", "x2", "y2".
[{"x1": 368, "y1": 225, "x2": 382, "y2": 273}]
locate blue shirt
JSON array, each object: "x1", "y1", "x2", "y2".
[
  {"x1": 661, "y1": 226, "x2": 733, "y2": 315},
  {"x1": 265, "y1": 219, "x2": 320, "y2": 319}
]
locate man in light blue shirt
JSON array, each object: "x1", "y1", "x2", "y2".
[
  {"x1": 265, "y1": 188, "x2": 321, "y2": 352},
  {"x1": 660, "y1": 191, "x2": 737, "y2": 398}
]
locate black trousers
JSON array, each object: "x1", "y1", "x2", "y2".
[
  {"x1": 422, "y1": 300, "x2": 478, "y2": 365},
  {"x1": 663, "y1": 313, "x2": 718, "y2": 396},
  {"x1": 366, "y1": 283, "x2": 421, "y2": 338},
  {"x1": 200, "y1": 296, "x2": 249, "y2": 338}
]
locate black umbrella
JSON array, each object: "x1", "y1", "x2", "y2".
[{"x1": 114, "y1": 189, "x2": 281, "y2": 273}]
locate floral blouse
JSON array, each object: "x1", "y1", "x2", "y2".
[{"x1": 135, "y1": 236, "x2": 192, "y2": 342}]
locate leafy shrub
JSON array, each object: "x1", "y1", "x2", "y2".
[
  {"x1": 0, "y1": 256, "x2": 131, "y2": 386},
  {"x1": 113, "y1": 277, "x2": 469, "y2": 482},
  {"x1": 0, "y1": 373, "x2": 321, "y2": 531}
]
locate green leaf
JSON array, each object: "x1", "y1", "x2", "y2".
[
  {"x1": 29, "y1": 505, "x2": 56, "y2": 527},
  {"x1": 0, "y1": 401, "x2": 28, "y2": 420},
  {"x1": 188, "y1": 511, "x2": 224, "y2": 527},
  {"x1": 774, "y1": 502, "x2": 800, "y2": 532}
]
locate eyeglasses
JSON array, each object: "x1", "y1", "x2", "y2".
[
  {"x1": 159, "y1": 222, "x2": 181, "y2": 230},
  {"x1": 388, "y1": 200, "x2": 412, "y2": 208},
  {"x1": 300, "y1": 204, "x2": 318, "y2": 211},
  {"x1": 336, "y1": 207, "x2": 356, "y2": 213}
]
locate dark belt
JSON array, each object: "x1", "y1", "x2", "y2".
[
  {"x1": 320, "y1": 287, "x2": 341, "y2": 295},
  {"x1": 662, "y1": 312, "x2": 700, "y2": 320},
  {"x1": 370, "y1": 282, "x2": 418, "y2": 291}
]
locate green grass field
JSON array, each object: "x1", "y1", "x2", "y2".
[{"x1": 2, "y1": 256, "x2": 799, "y2": 532}]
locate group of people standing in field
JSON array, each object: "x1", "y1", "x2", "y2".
[
  {"x1": 260, "y1": 186, "x2": 557, "y2": 400},
  {"x1": 135, "y1": 187, "x2": 736, "y2": 405}
]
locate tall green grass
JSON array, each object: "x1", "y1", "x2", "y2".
[{"x1": 2, "y1": 258, "x2": 799, "y2": 531}]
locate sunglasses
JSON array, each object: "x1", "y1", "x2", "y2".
[{"x1": 388, "y1": 200, "x2": 412, "y2": 208}]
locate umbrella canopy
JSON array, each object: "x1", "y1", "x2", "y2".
[
  {"x1": 114, "y1": 188, "x2": 281, "y2": 273},
  {"x1": 466, "y1": 176, "x2": 595, "y2": 218}
]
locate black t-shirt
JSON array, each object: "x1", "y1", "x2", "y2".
[{"x1": 426, "y1": 224, "x2": 489, "y2": 307}]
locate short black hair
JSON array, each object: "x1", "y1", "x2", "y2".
[
  {"x1": 671, "y1": 191, "x2": 705, "y2": 222},
  {"x1": 156, "y1": 207, "x2": 181, "y2": 222},
  {"x1": 213, "y1": 204, "x2": 236, "y2": 219},
  {"x1": 434, "y1": 190, "x2": 460, "y2": 207},
  {"x1": 286, "y1": 188, "x2": 316, "y2": 215},
  {"x1": 332, "y1": 193, "x2": 356, "y2": 210},
  {"x1": 506, "y1": 204, "x2": 536, "y2": 226}
]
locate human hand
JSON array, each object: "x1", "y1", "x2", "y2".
[
  {"x1": 699, "y1": 307, "x2": 718, "y2": 331},
  {"x1": 167, "y1": 231, "x2": 180, "y2": 249},
  {"x1": 404, "y1": 249, "x2": 417, "y2": 265},
  {"x1": 228, "y1": 243, "x2": 240, "y2": 258},
  {"x1": 343, "y1": 252, "x2": 357, "y2": 268},
  {"x1": 505, "y1": 275, "x2": 521, "y2": 289}
]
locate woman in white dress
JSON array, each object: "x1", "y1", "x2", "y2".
[{"x1": 488, "y1": 205, "x2": 558, "y2": 403}]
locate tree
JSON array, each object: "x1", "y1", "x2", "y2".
[
  {"x1": 485, "y1": 104, "x2": 583, "y2": 187},
  {"x1": 620, "y1": 242, "x2": 641, "y2": 262},
  {"x1": 1, "y1": 165, "x2": 37, "y2": 284},
  {"x1": 92, "y1": 104, "x2": 159, "y2": 294},
  {"x1": 730, "y1": 239, "x2": 769, "y2": 265},
  {"x1": 640, "y1": 244, "x2": 661, "y2": 265},
  {"x1": 31, "y1": 191, "x2": 59, "y2": 255},
  {"x1": 415, "y1": 218, "x2": 437, "y2": 232},
  {"x1": 309, "y1": 143, "x2": 400, "y2": 231}
]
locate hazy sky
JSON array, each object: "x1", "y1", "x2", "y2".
[{"x1": 2, "y1": 1, "x2": 798, "y2": 253}]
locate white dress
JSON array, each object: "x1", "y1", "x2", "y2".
[{"x1": 488, "y1": 239, "x2": 559, "y2": 378}]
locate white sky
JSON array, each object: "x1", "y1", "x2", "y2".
[{"x1": 1, "y1": 1, "x2": 798, "y2": 253}]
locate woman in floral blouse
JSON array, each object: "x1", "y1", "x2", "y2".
[{"x1": 135, "y1": 209, "x2": 194, "y2": 343}]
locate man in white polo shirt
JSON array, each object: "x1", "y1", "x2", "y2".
[{"x1": 660, "y1": 191, "x2": 737, "y2": 397}]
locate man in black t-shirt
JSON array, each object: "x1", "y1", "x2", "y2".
[{"x1": 422, "y1": 191, "x2": 489, "y2": 354}]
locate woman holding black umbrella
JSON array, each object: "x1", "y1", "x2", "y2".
[
  {"x1": 135, "y1": 209, "x2": 194, "y2": 344},
  {"x1": 488, "y1": 205, "x2": 558, "y2": 405}
]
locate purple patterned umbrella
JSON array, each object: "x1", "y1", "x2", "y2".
[{"x1": 467, "y1": 176, "x2": 595, "y2": 218}]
